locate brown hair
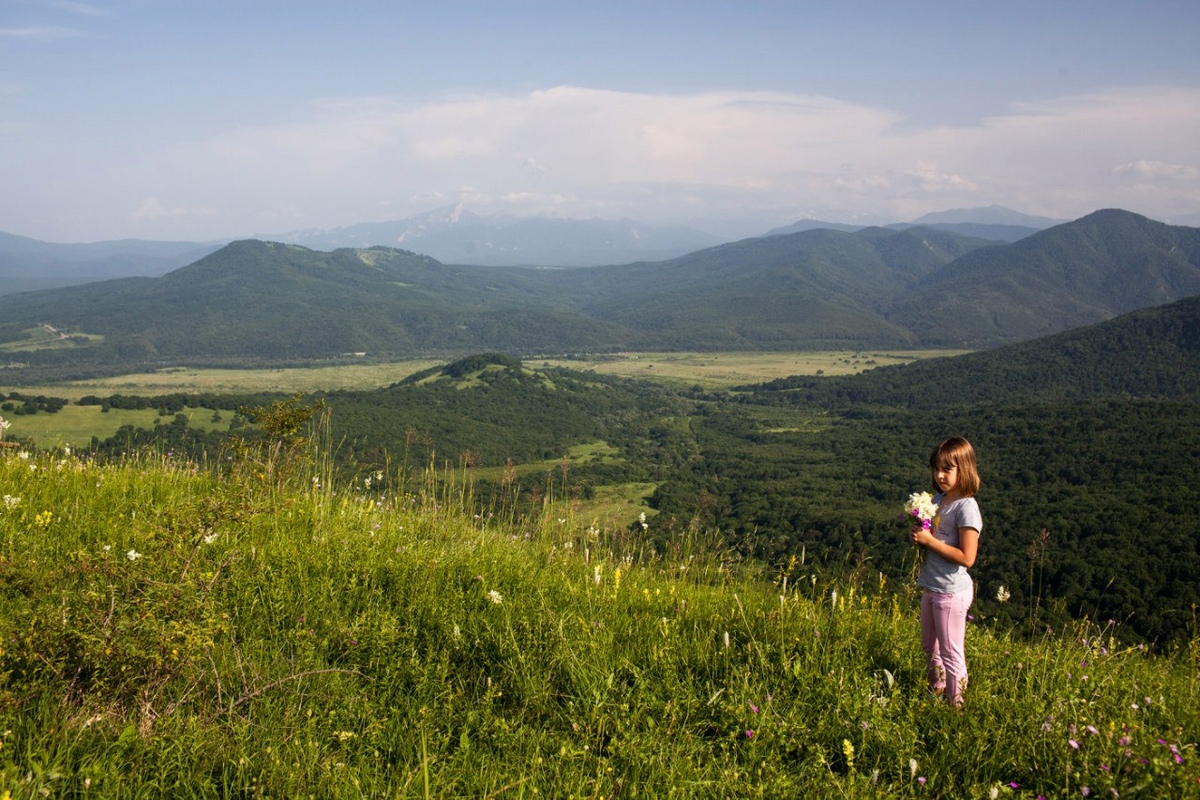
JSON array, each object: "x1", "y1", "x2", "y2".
[{"x1": 929, "y1": 437, "x2": 981, "y2": 497}]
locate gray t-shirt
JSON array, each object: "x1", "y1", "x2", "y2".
[{"x1": 917, "y1": 494, "x2": 982, "y2": 594}]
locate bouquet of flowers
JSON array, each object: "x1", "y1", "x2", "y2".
[{"x1": 905, "y1": 491, "x2": 939, "y2": 532}]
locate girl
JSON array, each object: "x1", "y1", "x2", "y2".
[{"x1": 911, "y1": 437, "x2": 982, "y2": 708}]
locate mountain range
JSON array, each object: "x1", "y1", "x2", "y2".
[
  {"x1": 0, "y1": 209, "x2": 1197, "y2": 379},
  {"x1": 0, "y1": 204, "x2": 1093, "y2": 295}
]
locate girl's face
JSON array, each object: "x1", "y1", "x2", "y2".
[{"x1": 934, "y1": 461, "x2": 959, "y2": 495}]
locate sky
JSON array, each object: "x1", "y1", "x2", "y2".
[{"x1": 2, "y1": 0, "x2": 1199, "y2": 243}]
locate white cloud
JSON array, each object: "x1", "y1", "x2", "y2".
[
  {"x1": 1114, "y1": 159, "x2": 1199, "y2": 181},
  {"x1": 16, "y1": 83, "x2": 1200, "y2": 240}
]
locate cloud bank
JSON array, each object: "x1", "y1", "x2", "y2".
[{"x1": 15, "y1": 84, "x2": 1200, "y2": 240}]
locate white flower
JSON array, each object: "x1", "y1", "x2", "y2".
[
  {"x1": 487, "y1": 589, "x2": 503, "y2": 605},
  {"x1": 2, "y1": 495, "x2": 19, "y2": 509},
  {"x1": 126, "y1": 549, "x2": 142, "y2": 561},
  {"x1": 905, "y1": 491, "x2": 939, "y2": 527},
  {"x1": 203, "y1": 532, "x2": 218, "y2": 544},
  {"x1": 996, "y1": 585, "x2": 1011, "y2": 603},
  {"x1": 639, "y1": 511, "x2": 648, "y2": 530}
]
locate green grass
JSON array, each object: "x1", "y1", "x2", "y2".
[
  {"x1": 540, "y1": 350, "x2": 973, "y2": 389},
  {"x1": 0, "y1": 442, "x2": 1196, "y2": 797},
  {"x1": 0, "y1": 325, "x2": 103, "y2": 353},
  {"x1": 2, "y1": 405, "x2": 232, "y2": 449},
  {"x1": 2, "y1": 351, "x2": 969, "y2": 400},
  {"x1": 0, "y1": 359, "x2": 444, "y2": 401}
]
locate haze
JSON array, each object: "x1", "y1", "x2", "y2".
[{"x1": 2, "y1": 0, "x2": 1198, "y2": 243}]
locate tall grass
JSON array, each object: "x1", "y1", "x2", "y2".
[{"x1": 0, "y1": 440, "x2": 1196, "y2": 798}]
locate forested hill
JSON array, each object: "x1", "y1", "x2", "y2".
[
  {"x1": 892, "y1": 209, "x2": 1200, "y2": 346},
  {"x1": 0, "y1": 210, "x2": 1198, "y2": 379},
  {"x1": 748, "y1": 293, "x2": 1200, "y2": 409}
]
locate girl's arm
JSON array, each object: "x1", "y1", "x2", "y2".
[{"x1": 912, "y1": 526, "x2": 979, "y2": 568}]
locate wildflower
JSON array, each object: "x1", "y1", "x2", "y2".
[
  {"x1": 996, "y1": 585, "x2": 1011, "y2": 603},
  {"x1": 745, "y1": 729, "x2": 754, "y2": 739},
  {"x1": 749, "y1": 703, "x2": 759, "y2": 714},
  {"x1": 1069, "y1": 739, "x2": 1080, "y2": 749},
  {"x1": 1086, "y1": 725, "x2": 1099, "y2": 736},
  {"x1": 1081, "y1": 787, "x2": 1090, "y2": 797},
  {"x1": 203, "y1": 532, "x2": 218, "y2": 544},
  {"x1": 842, "y1": 739, "x2": 855, "y2": 770},
  {"x1": 487, "y1": 589, "x2": 503, "y2": 605},
  {"x1": 126, "y1": 549, "x2": 142, "y2": 561},
  {"x1": 1, "y1": 495, "x2": 19, "y2": 509},
  {"x1": 910, "y1": 759, "x2": 918, "y2": 779},
  {"x1": 918, "y1": 776, "x2": 927, "y2": 785},
  {"x1": 639, "y1": 512, "x2": 648, "y2": 531}
]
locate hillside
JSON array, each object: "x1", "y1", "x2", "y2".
[
  {"x1": 0, "y1": 210, "x2": 1198, "y2": 378},
  {"x1": 895, "y1": 209, "x2": 1200, "y2": 346},
  {"x1": 1, "y1": 447, "x2": 1195, "y2": 797},
  {"x1": 749, "y1": 293, "x2": 1200, "y2": 408}
]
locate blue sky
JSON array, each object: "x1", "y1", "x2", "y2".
[{"x1": 2, "y1": 0, "x2": 1198, "y2": 242}]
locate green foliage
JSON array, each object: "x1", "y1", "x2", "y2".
[{"x1": 0, "y1": 449, "x2": 1196, "y2": 796}]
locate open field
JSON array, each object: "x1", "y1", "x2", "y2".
[
  {"x1": 539, "y1": 349, "x2": 971, "y2": 389},
  {"x1": 0, "y1": 359, "x2": 445, "y2": 401},
  {"x1": 1, "y1": 350, "x2": 969, "y2": 400},
  {"x1": 2, "y1": 405, "x2": 233, "y2": 449}
]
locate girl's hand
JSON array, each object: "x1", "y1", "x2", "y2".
[{"x1": 911, "y1": 526, "x2": 931, "y2": 547}]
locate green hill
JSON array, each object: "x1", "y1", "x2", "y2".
[
  {"x1": 0, "y1": 440, "x2": 1195, "y2": 797},
  {"x1": 750, "y1": 293, "x2": 1200, "y2": 408},
  {"x1": 896, "y1": 209, "x2": 1200, "y2": 346},
  {"x1": 1, "y1": 210, "x2": 1197, "y2": 376}
]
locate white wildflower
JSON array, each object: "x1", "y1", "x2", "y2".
[
  {"x1": 487, "y1": 589, "x2": 503, "y2": 605},
  {"x1": 203, "y1": 532, "x2": 218, "y2": 544},
  {"x1": 126, "y1": 549, "x2": 142, "y2": 561},
  {"x1": 996, "y1": 585, "x2": 1011, "y2": 603},
  {"x1": 2, "y1": 495, "x2": 19, "y2": 510}
]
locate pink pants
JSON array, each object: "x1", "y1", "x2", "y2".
[{"x1": 920, "y1": 586, "x2": 973, "y2": 707}]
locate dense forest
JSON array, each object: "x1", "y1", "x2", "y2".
[{"x1": 12, "y1": 293, "x2": 1200, "y2": 646}]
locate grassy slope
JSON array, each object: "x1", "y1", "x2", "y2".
[{"x1": 0, "y1": 449, "x2": 1196, "y2": 797}]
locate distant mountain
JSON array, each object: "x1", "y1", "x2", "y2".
[
  {"x1": 892, "y1": 209, "x2": 1200, "y2": 346},
  {"x1": 0, "y1": 231, "x2": 221, "y2": 295},
  {"x1": 886, "y1": 222, "x2": 1040, "y2": 243},
  {"x1": 1, "y1": 209, "x2": 1197, "y2": 377},
  {"x1": 561, "y1": 226, "x2": 997, "y2": 349},
  {"x1": 907, "y1": 204, "x2": 1065, "y2": 228},
  {"x1": 761, "y1": 219, "x2": 866, "y2": 236},
  {"x1": 270, "y1": 205, "x2": 721, "y2": 267}
]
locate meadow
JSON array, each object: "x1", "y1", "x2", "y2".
[{"x1": 0, "y1": 421, "x2": 1196, "y2": 798}]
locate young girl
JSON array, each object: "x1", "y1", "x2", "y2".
[{"x1": 910, "y1": 437, "x2": 982, "y2": 708}]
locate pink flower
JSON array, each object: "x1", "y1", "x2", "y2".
[
  {"x1": 745, "y1": 729, "x2": 754, "y2": 739},
  {"x1": 1069, "y1": 739, "x2": 1080, "y2": 749}
]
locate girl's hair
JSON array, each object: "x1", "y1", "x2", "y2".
[{"x1": 929, "y1": 437, "x2": 981, "y2": 497}]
